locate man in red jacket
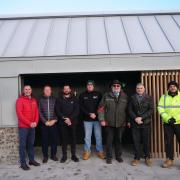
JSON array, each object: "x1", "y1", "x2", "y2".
[{"x1": 16, "y1": 85, "x2": 40, "y2": 170}]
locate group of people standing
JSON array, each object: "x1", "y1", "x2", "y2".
[{"x1": 16, "y1": 79, "x2": 180, "y2": 171}]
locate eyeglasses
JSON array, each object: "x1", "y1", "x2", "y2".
[{"x1": 113, "y1": 84, "x2": 120, "y2": 88}]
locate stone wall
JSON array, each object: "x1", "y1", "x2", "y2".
[{"x1": 0, "y1": 128, "x2": 19, "y2": 164}]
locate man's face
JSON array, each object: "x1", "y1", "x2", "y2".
[
  {"x1": 112, "y1": 84, "x2": 121, "y2": 93},
  {"x1": 87, "y1": 84, "x2": 94, "y2": 92},
  {"x1": 44, "y1": 86, "x2": 52, "y2": 97},
  {"x1": 23, "y1": 86, "x2": 32, "y2": 96},
  {"x1": 136, "y1": 85, "x2": 145, "y2": 95},
  {"x1": 169, "y1": 85, "x2": 178, "y2": 93},
  {"x1": 63, "y1": 86, "x2": 71, "y2": 95}
]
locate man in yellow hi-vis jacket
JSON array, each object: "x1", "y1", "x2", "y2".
[{"x1": 158, "y1": 81, "x2": 180, "y2": 168}]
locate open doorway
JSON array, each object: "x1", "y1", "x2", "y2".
[{"x1": 21, "y1": 71, "x2": 141, "y2": 146}]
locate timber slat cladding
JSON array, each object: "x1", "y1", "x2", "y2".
[{"x1": 141, "y1": 71, "x2": 180, "y2": 158}]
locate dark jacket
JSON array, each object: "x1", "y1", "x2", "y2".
[
  {"x1": 39, "y1": 96, "x2": 57, "y2": 124},
  {"x1": 79, "y1": 91, "x2": 102, "y2": 121},
  {"x1": 55, "y1": 94, "x2": 79, "y2": 125},
  {"x1": 98, "y1": 91, "x2": 128, "y2": 128},
  {"x1": 128, "y1": 93, "x2": 154, "y2": 128}
]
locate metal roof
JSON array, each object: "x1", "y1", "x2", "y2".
[{"x1": 0, "y1": 12, "x2": 180, "y2": 57}]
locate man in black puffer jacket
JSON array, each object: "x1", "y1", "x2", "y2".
[
  {"x1": 39, "y1": 85, "x2": 59, "y2": 163},
  {"x1": 128, "y1": 83, "x2": 154, "y2": 167}
]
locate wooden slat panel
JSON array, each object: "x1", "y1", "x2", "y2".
[{"x1": 141, "y1": 70, "x2": 180, "y2": 158}]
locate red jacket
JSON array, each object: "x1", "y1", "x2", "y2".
[{"x1": 16, "y1": 95, "x2": 39, "y2": 128}]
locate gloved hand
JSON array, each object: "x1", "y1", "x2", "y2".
[{"x1": 168, "y1": 118, "x2": 176, "y2": 126}]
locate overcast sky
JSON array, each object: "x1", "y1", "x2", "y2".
[{"x1": 0, "y1": 0, "x2": 180, "y2": 15}]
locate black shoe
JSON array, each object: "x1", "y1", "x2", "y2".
[
  {"x1": 71, "y1": 155, "x2": 79, "y2": 162},
  {"x1": 60, "y1": 156, "x2": 67, "y2": 163},
  {"x1": 50, "y1": 156, "x2": 58, "y2": 161},
  {"x1": 43, "y1": 157, "x2": 48, "y2": 163},
  {"x1": 20, "y1": 164, "x2": 30, "y2": 170},
  {"x1": 29, "y1": 160, "x2": 40, "y2": 166},
  {"x1": 116, "y1": 157, "x2": 123, "y2": 163},
  {"x1": 106, "y1": 158, "x2": 112, "y2": 164}
]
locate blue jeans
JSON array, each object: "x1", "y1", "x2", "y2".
[
  {"x1": 19, "y1": 128, "x2": 35, "y2": 166},
  {"x1": 84, "y1": 121, "x2": 103, "y2": 152}
]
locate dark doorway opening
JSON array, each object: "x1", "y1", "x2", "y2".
[{"x1": 21, "y1": 71, "x2": 141, "y2": 147}]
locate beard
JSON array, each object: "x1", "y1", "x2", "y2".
[{"x1": 63, "y1": 91, "x2": 71, "y2": 95}]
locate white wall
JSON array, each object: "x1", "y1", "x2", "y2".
[{"x1": 0, "y1": 77, "x2": 18, "y2": 127}]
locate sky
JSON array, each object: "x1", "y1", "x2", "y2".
[{"x1": 0, "y1": 0, "x2": 180, "y2": 15}]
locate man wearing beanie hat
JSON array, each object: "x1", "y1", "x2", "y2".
[
  {"x1": 158, "y1": 80, "x2": 180, "y2": 168},
  {"x1": 98, "y1": 80, "x2": 128, "y2": 164},
  {"x1": 79, "y1": 80, "x2": 104, "y2": 160}
]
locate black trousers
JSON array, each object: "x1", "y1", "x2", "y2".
[
  {"x1": 164, "y1": 124, "x2": 180, "y2": 160},
  {"x1": 41, "y1": 124, "x2": 59, "y2": 158},
  {"x1": 131, "y1": 126, "x2": 151, "y2": 160},
  {"x1": 60, "y1": 124, "x2": 77, "y2": 157},
  {"x1": 105, "y1": 126, "x2": 124, "y2": 159}
]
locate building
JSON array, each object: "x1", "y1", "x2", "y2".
[{"x1": 0, "y1": 11, "x2": 180, "y2": 163}]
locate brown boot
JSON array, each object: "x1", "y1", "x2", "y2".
[
  {"x1": 131, "y1": 159, "x2": 140, "y2": 166},
  {"x1": 96, "y1": 152, "x2": 105, "y2": 159},
  {"x1": 83, "y1": 151, "x2": 91, "y2": 160},
  {"x1": 162, "y1": 159, "x2": 173, "y2": 168},
  {"x1": 145, "y1": 158, "x2": 152, "y2": 167}
]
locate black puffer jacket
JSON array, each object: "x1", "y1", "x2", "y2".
[
  {"x1": 39, "y1": 96, "x2": 57, "y2": 124},
  {"x1": 128, "y1": 93, "x2": 154, "y2": 128}
]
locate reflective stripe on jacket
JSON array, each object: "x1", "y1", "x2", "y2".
[{"x1": 158, "y1": 91, "x2": 180, "y2": 124}]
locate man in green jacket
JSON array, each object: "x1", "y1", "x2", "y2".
[
  {"x1": 98, "y1": 80, "x2": 128, "y2": 164},
  {"x1": 158, "y1": 81, "x2": 180, "y2": 168}
]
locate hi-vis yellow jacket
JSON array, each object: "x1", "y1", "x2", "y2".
[{"x1": 158, "y1": 91, "x2": 180, "y2": 124}]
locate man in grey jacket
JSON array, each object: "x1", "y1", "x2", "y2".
[
  {"x1": 39, "y1": 85, "x2": 59, "y2": 163},
  {"x1": 98, "y1": 80, "x2": 128, "y2": 164}
]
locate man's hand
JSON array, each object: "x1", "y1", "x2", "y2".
[
  {"x1": 90, "y1": 113, "x2": 96, "y2": 119},
  {"x1": 30, "y1": 122, "x2": 37, "y2": 128},
  {"x1": 127, "y1": 122, "x2": 131, "y2": 128},
  {"x1": 135, "y1": 117, "x2": 143, "y2": 125},
  {"x1": 168, "y1": 118, "x2": 176, "y2": 126},
  {"x1": 45, "y1": 121, "x2": 50, "y2": 126},
  {"x1": 48, "y1": 120, "x2": 57, "y2": 126},
  {"x1": 64, "y1": 118, "x2": 72, "y2": 126},
  {"x1": 100, "y1": 120, "x2": 106, "y2": 127}
]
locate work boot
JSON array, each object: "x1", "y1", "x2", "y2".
[
  {"x1": 162, "y1": 159, "x2": 173, "y2": 168},
  {"x1": 83, "y1": 151, "x2": 91, "y2": 160},
  {"x1": 96, "y1": 151, "x2": 105, "y2": 159},
  {"x1": 131, "y1": 159, "x2": 140, "y2": 166},
  {"x1": 145, "y1": 158, "x2": 152, "y2": 167}
]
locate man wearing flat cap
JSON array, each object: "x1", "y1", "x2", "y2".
[
  {"x1": 98, "y1": 80, "x2": 128, "y2": 164},
  {"x1": 158, "y1": 80, "x2": 180, "y2": 168}
]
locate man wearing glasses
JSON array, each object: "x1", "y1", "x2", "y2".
[{"x1": 98, "y1": 80, "x2": 128, "y2": 164}]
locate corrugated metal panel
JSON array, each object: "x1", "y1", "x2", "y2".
[
  {"x1": 87, "y1": 17, "x2": 109, "y2": 54},
  {"x1": 45, "y1": 18, "x2": 69, "y2": 56},
  {"x1": 0, "y1": 13, "x2": 180, "y2": 57}
]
